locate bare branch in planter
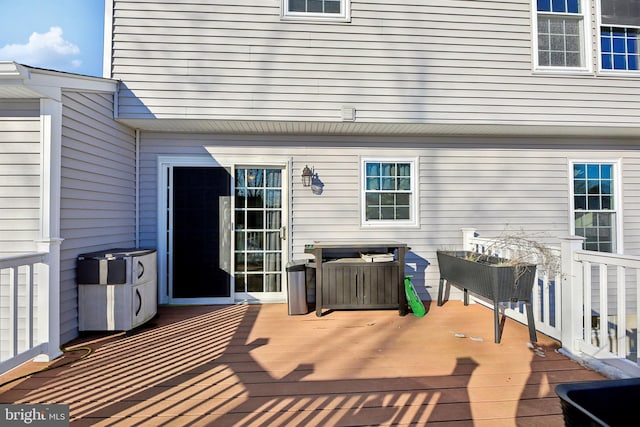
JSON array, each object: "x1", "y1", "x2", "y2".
[{"x1": 476, "y1": 229, "x2": 561, "y2": 280}]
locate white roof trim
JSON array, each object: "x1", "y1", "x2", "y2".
[
  {"x1": 0, "y1": 62, "x2": 29, "y2": 79},
  {"x1": 0, "y1": 62, "x2": 118, "y2": 100}
]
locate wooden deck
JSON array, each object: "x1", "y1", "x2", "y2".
[{"x1": 0, "y1": 301, "x2": 607, "y2": 426}]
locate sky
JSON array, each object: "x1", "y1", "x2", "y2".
[{"x1": 0, "y1": 0, "x2": 105, "y2": 77}]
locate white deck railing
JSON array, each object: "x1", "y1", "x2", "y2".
[
  {"x1": 561, "y1": 238, "x2": 640, "y2": 377},
  {"x1": 461, "y1": 229, "x2": 562, "y2": 342},
  {"x1": 460, "y1": 229, "x2": 640, "y2": 378},
  {"x1": 0, "y1": 251, "x2": 55, "y2": 374}
]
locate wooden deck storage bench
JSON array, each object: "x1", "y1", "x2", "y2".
[{"x1": 304, "y1": 241, "x2": 408, "y2": 317}]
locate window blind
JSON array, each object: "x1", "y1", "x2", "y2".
[{"x1": 601, "y1": 0, "x2": 640, "y2": 27}]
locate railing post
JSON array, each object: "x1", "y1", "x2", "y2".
[
  {"x1": 560, "y1": 236, "x2": 585, "y2": 356},
  {"x1": 35, "y1": 94, "x2": 63, "y2": 362},
  {"x1": 35, "y1": 238, "x2": 64, "y2": 362},
  {"x1": 461, "y1": 228, "x2": 477, "y2": 251}
]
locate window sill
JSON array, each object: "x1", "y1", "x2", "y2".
[
  {"x1": 280, "y1": 14, "x2": 351, "y2": 23},
  {"x1": 532, "y1": 67, "x2": 594, "y2": 76},
  {"x1": 597, "y1": 70, "x2": 640, "y2": 78},
  {"x1": 360, "y1": 222, "x2": 420, "y2": 230}
]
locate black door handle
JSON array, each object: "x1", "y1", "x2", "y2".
[
  {"x1": 135, "y1": 288, "x2": 142, "y2": 316},
  {"x1": 137, "y1": 261, "x2": 144, "y2": 279}
]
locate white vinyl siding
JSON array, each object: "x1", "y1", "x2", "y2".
[
  {"x1": 110, "y1": 0, "x2": 640, "y2": 129},
  {"x1": 0, "y1": 102, "x2": 41, "y2": 256},
  {"x1": 137, "y1": 133, "x2": 640, "y2": 301},
  {"x1": 59, "y1": 90, "x2": 136, "y2": 343}
]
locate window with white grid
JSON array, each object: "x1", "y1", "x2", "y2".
[
  {"x1": 361, "y1": 159, "x2": 417, "y2": 227},
  {"x1": 572, "y1": 162, "x2": 618, "y2": 252},
  {"x1": 535, "y1": 0, "x2": 587, "y2": 68},
  {"x1": 282, "y1": 0, "x2": 350, "y2": 21}
]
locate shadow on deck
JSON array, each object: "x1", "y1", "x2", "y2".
[{"x1": 0, "y1": 302, "x2": 606, "y2": 426}]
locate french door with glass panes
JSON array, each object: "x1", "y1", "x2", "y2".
[{"x1": 234, "y1": 167, "x2": 287, "y2": 302}]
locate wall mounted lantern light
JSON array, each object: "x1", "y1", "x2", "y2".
[{"x1": 301, "y1": 165, "x2": 313, "y2": 187}]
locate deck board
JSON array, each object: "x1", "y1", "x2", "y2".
[{"x1": 0, "y1": 302, "x2": 607, "y2": 426}]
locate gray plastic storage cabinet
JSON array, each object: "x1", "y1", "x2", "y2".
[
  {"x1": 77, "y1": 248, "x2": 157, "y2": 331},
  {"x1": 286, "y1": 260, "x2": 309, "y2": 315}
]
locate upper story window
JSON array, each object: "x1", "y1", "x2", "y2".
[
  {"x1": 535, "y1": 0, "x2": 588, "y2": 69},
  {"x1": 572, "y1": 162, "x2": 619, "y2": 253},
  {"x1": 599, "y1": 0, "x2": 640, "y2": 72},
  {"x1": 361, "y1": 159, "x2": 417, "y2": 227},
  {"x1": 601, "y1": 27, "x2": 639, "y2": 70},
  {"x1": 282, "y1": 0, "x2": 351, "y2": 21},
  {"x1": 534, "y1": 0, "x2": 640, "y2": 74}
]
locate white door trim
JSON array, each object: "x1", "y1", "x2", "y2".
[
  {"x1": 157, "y1": 155, "x2": 291, "y2": 305},
  {"x1": 157, "y1": 156, "x2": 226, "y2": 304}
]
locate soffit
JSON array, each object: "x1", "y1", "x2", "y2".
[
  {"x1": 0, "y1": 85, "x2": 45, "y2": 99},
  {"x1": 116, "y1": 118, "x2": 640, "y2": 139}
]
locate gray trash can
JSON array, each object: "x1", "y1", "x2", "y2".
[{"x1": 286, "y1": 260, "x2": 308, "y2": 315}]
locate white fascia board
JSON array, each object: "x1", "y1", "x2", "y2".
[
  {"x1": 0, "y1": 61, "x2": 29, "y2": 78},
  {"x1": 0, "y1": 62, "x2": 51, "y2": 98},
  {"x1": 28, "y1": 68, "x2": 118, "y2": 94},
  {"x1": 0, "y1": 61, "x2": 118, "y2": 101}
]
